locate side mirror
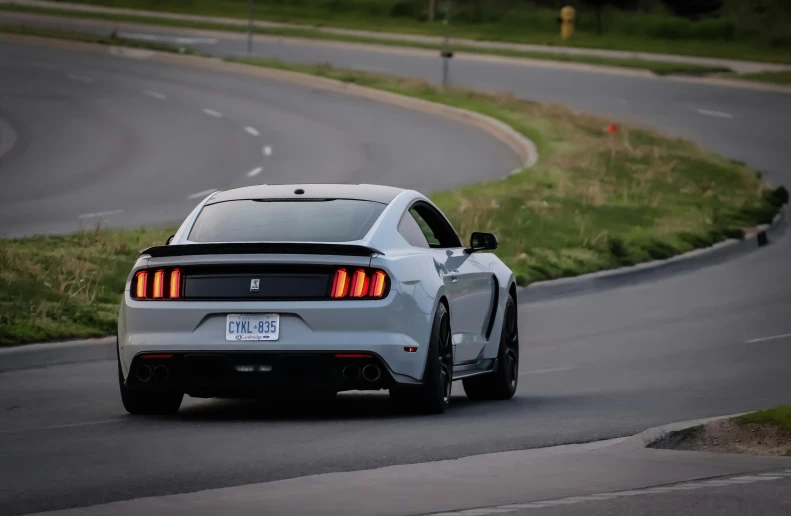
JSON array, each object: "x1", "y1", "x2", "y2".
[
  {"x1": 465, "y1": 232, "x2": 498, "y2": 253},
  {"x1": 166, "y1": 235, "x2": 174, "y2": 245}
]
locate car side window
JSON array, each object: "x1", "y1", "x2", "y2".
[
  {"x1": 409, "y1": 208, "x2": 441, "y2": 247},
  {"x1": 398, "y1": 211, "x2": 430, "y2": 248},
  {"x1": 408, "y1": 202, "x2": 463, "y2": 249}
]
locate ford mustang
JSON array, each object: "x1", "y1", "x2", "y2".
[{"x1": 117, "y1": 184, "x2": 520, "y2": 415}]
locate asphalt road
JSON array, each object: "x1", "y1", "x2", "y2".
[
  {"x1": 1, "y1": 14, "x2": 790, "y2": 516},
  {"x1": 0, "y1": 39, "x2": 519, "y2": 237}
]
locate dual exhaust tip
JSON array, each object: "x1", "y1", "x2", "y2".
[
  {"x1": 343, "y1": 364, "x2": 381, "y2": 382},
  {"x1": 135, "y1": 364, "x2": 169, "y2": 383}
]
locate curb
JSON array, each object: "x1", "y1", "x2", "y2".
[
  {"x1": 522, "y1": 207, "x2": 787, "y2": 303},
  {"x1": 0, "y1": 33, "x2": 538, "y2": 169},
  {"x1": 0, "y1": 336, "x2": 116, "y2": 372},
  {"x1": 608, "y1": 413, "x2": 749, "y2": 451}
]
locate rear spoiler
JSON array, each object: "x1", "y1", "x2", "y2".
[{"x1": 140, "y1": 242, "x2": 384, "y2": 258}]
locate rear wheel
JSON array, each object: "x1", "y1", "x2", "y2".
[
  {"x1": 463, "y1": 295, "x2": 519, "y2": 401},
  {"x1": 390, "y1": 302, "x2": 453, "y2": 414},
  {"x1": 118, "y1": 357, "x2": 183, "y2": 415}
]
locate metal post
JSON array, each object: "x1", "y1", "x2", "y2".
[
  {"x1": 441, "y1": 0, "x2": 452, "y2": 88},
  {"x1": 247, "y1": 0, "x2": 254, "y2": 54}
]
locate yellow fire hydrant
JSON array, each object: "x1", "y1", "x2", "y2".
[{"x1": 560, "y1": 6, "x2": 576, "y2": 40}]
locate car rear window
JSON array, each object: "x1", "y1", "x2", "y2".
[{"x1": 188, "y1": 199, "x2": 387, "y2": 243}]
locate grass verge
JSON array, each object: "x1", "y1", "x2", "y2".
[
  {"x1": 0, "y1": 5, "x2": 732, "y2": 76},
  {"x1": 0, "y1": 36, "x2": 786, "y2": 345},
  {"x1": 735, "y1": 405, "x2": 791, "y2": 434},
  {"x1": 0, "y1": 24, "x2": 206, "y2": 54},
  {"x1": 729, "y1": 71, "x2": 791, "y2": 86},
  {"x1": 0, "y1": 229, "x2": 173, "y2": 346},
  {"x1": 3, "y1": 0, "x2": 791, "y2": 64}
]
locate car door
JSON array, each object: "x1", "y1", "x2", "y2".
[{"x1": 403, "y1": 203, "x2": 495, "y2": 365}]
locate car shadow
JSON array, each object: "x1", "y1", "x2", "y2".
[{"x1": 162, "y1": 389, "x2": 582, "y2": 423}]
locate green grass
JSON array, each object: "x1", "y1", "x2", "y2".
[
  {"x1": 0, "y1": 228, "x2": 173, "y2": 346},
  {"x1": 0, "y1": 5, "x2": 732, "y2": 76},
  {"x1": 0, "y1": 23, "x2": 206, "y2": 54},
  {"x1": 1, "y1": 45, "x2": 785, "y2": 346},
  {"x1": 735, "y1": 405, "x2": 791, "y2": 434},
  {"x1": 730, "y1": 71, "x2": 791, "y2": 85},
  {"x1": 5, "y1": 0, "x2": 791, "y2": 64}
]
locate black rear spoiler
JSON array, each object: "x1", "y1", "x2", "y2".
[{"x1": 140, "y1": 242, "x2": 384, "y2": 258}]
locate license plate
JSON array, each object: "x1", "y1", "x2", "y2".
[{"x1": 226, "y1": 314, "x2": 280, "y2": 342}]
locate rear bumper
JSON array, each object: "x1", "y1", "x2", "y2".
[
  {"x1": 123, "y1": 351, "x2": 397, "y2": 397},
  {"x1": 118, "y1": 289, "x2": 433, "y2": 383}
]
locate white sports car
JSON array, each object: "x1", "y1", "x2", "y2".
[{"x1": 117, "y1": 184, "x2": 520, "y2": 415}]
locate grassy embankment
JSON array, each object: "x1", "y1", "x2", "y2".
[{"x1": 651, "y1": 405, "x2": 791, "y2": 456}]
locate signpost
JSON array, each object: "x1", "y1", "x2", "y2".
[
  {"x1": 248, "y1": 0, "x2": 254, "y2": 54},
  {"x1": 441, "y1": 0, "x2": 453, "y2": 88}
]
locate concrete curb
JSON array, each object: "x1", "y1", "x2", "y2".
[
  {"x1": 0, "y1": 336, "x2": 116, "y2": 372},
  {"x1": 0, "y1": 33, "x2": 538, "y2": 169},
  {"x1": 522, "y1": 207, "x2": 787, "y2": 303}
]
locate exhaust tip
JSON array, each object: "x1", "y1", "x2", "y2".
[
  {"x1": 342, "y1": 365, "x2": 361, "y2": 381},
  {"x1": 362, "y1": 364, "x2": 381, "y2": 382},
  {"x1": 153, "y1": 365, "x2": 170, "y2": 383},
  {"x1": 135, "y1": 364, "x2": 152, "y2": 383}
]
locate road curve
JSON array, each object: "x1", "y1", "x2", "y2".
[{"x1": 0, "y1": 39, "x2": 520, "y2": 237}]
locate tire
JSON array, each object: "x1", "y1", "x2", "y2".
[
  {"x1": 390, "y1": 302, "x2": 453, "y2": 414},
  {"x1": 463, "y1": 295, "x2": 519, "y2": 401},
  {"x1": 118, "y1": 356, "x2": 183, "y2": 415}
]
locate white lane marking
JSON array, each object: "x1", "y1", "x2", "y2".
[
  {"x1": 245, "y1": 126, "x2": 260, "y2": 136},
  {"x1": 745, "y1": 332, "x2": 791, "y2": 344},
  {"x1": 519, "y1": 366, "x2": 573, "y2": 376},
  {"x1": 203, "y1": 108, "x2": 222, "y2": 118},
  {"x1": 67, "y1": 73, "x2": 94, "y2": 83},
  {"x1": 263, "y1": 145, "x2": 273, "y2": 157},
  {"x1": 246, "y1": 167, "x2": 263, "y2": 178},
  {"x1": 143, "y1": 90, "x2": 166, "y2": 100},
  {"x1": 77, "y1": 209, "x2": 124, "y2": 219},
  {"x1": 730, "y1": 475, "x2": 782, "y2": 481},
  {"x1": 697, "y1": 108, "x2": 734, "y2": 119},
  {"x1": 116, "y1": 31, "x2": 217, "y2": 45},
  {"x1": 187, "y1": 189, "x2": 217, "y2": 199},
  {"x1": 0, "y1": 418, "x2": 122, "y2": 435}
]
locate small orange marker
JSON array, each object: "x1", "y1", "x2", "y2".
[{"x1": 607, "y1": 124, "x2": 617, "y2": 133}]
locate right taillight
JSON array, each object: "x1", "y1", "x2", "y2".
[{"x1": 331, "y1": 268, "x2": 388, "y2": 299}]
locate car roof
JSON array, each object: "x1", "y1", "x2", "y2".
[{"x1": 206, "y1": 184, "x2": 405, "y2": 205}]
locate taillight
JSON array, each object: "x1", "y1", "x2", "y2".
[
  {"x1": 369, "y1": 270, "x2": 387, "y2": 298},
  {"x1": 169, "y1": 269, "x2": 181, "y2": 299},
  {"x1": 135, "y1": 271, "x2": 148, "y2": 299},
  {"x1": 331, "y1": 268, "x2": 350, "y2": 299},
  {"x1": 350, "y1": 269, "x2": 369, "y2": 298},
  {"x1": 331, "y1": 268, "x2": 388, "y2": 299},
  {"x1": 152, "y1": 270, "x2": 165, "y2": 299},
  {"x1": 132, "y1": 267, "x2": 183, "y2": 300}
]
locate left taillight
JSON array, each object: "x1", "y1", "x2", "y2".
[{"x1": 132, "y1": 268, "x2": 182, "y2": 300}]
